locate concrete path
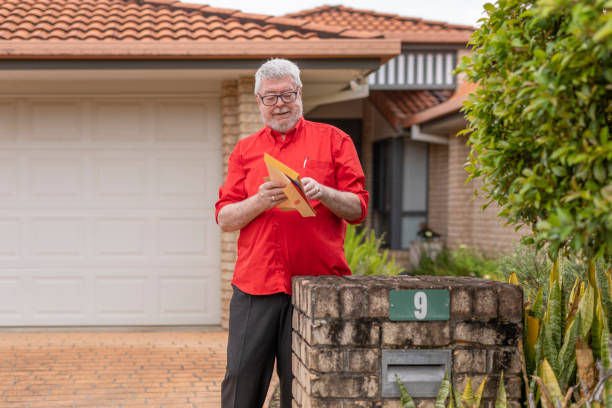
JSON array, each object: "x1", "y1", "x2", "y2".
[{"x1": 0, "y1": 331, "x2": 229, "y2": 407}]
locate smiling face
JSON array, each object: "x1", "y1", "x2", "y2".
[{"x1": 256, "y1": 75, "x2": 303, "y2": 134}]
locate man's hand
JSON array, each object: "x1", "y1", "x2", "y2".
[
  {"x1": 218, "y1": 180, "x2": 287, "y2": 232},
  {"x1": 302, "y1": 177, "x2": 326, "y2": 201},
  {"x1": 302, "y1": 177, "x2": 362, "y2": 222},
  {"x1": 257, "y1": 181, "x2": 288, "y2": 210}
]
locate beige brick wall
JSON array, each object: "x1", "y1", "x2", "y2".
[
  {"x1": 446, "y1": 134, "x2": 524, "y2": 254},
  {"x1": 219, "y1": 77, "x2": 261, "y2": 329},
  {"x1": 427, "y1": 143, "x2": 449, "y2": 240}
]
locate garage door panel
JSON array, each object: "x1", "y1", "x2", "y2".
[
  {"x1": 95, "y1": 276, "x2": 149, "y2": 316},
  {"x1": 29, "y1": 101, "x2": 82, "y2": 141},
  {"x1": 28, "y1": 157, "x2": 83, "y2": 199},
  {"x1": 94, "y1": 217, "x2": 150, "y2": 256},
  {"x1": 0, "y1": 96, "x2": 221, "y2": 326},
  {"x1": 32, "y1": 276, "x2": 88, "y2": 318},
  {"x1": 0, "y1": 218, "x2": 21, "y2": 257},
  {"x1": 156, "y1": 101, "x2": 213, "y2": 142},
  {"x1": 0, "y1": 158, "x2": 20, "y2": 199},
  {"x1": 93, "y1": 157, "x2": 148, "y2": 199},
  {"x1": 0, "y1": 277, "x2": 21, "y2": 317},
  {"x1": 29, "y1": 217, "x2": 86, "y2": 257},
  {"x1": 92, "y1": 102, "x2": 146, "y2": 141},
  {"x1": 0, "y1": 102, "x2": 17, "y2": 140}
]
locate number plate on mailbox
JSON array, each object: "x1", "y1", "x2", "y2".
[{"x1": 389, "y1": 290, "x2": 450, "y2": 321}]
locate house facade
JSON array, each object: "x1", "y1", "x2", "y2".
[{"x1": 0, "y1": 0, "x2": 521, "y2": 329}]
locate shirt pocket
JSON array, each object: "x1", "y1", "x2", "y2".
[{"x1": 303, "y1": 159, "x2": 335, "y2": 187}]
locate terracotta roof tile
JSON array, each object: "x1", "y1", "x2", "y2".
[
  {"x1": 369, "y1": 90, "x2": 453, "y2": 131},
  {"x1": 0, "y1": 0, "x2": 386, "y2": 42},
  {"x1": 286, "y1": 5, "x2": 474, "y2": 44}
]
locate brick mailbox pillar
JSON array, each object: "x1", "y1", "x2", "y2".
[{"x1": 291, "y1": 275, "x2": 523, "y2": 408}]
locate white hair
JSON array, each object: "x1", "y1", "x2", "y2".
[{"x1": 254, "y1": 58, "x2": 302, "y2": 94}]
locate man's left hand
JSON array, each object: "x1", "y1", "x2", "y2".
[{"x1": 302, "y1": 177, "x2": 326, "y2": 201}]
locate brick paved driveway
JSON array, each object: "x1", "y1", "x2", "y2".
[{"x1": 0, "y1": 331, "x2": 229, "y2": 407}]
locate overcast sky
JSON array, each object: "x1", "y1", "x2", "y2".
[{"x1": 187, "y1": 0, "x2": 490, "y2": 26}]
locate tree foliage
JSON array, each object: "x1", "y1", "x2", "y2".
[{"x1": 457, "y1": 0, "x2": 612, "y2": 260}]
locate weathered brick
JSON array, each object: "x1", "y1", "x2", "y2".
[
  {"x1": 310, "y1": 374, "x2": 378, "y2": 398},
  {"x1": 497, "y1": 284, "x2": 523, "y2": 322},
  {"x1": 450, "y1": 288, "x2": 472, "y2": 318},
  {"x1": 381, "y1": 401, "x2": 402, "y2": 408},
  {"x1": 489, "y1": 348, "x2": 522, "y2": 374},
  {"x1": 367, "y1": 285, "x2": 389, "y2": 317},
  {"x1": 341, "y1": 285, "x2": 366, "y2": 318},
  {"x1": 453, "y1": 349, "x2": 487, "y2": 374},
  {"x1": 310, "y1": 348, "x2": 342, "y2": 372},
  {"x1": 312, "y1": 285, "x2": 340, "y2": 319},
  {"x1": 474, "y1": 287, "x2": 497, "y2": 320},
  {"x1": 382, "y1": 321, "x2": 450, "y2": 347},
  {"x1": 345, "y1": 349, "x2": 379, "y2": 372},
  {"x1": 454, "y1": 322, "x2": 520, "y2": 346},
  {"x1": 311, "y1": 320, "x2": 379, "y2": 347}
]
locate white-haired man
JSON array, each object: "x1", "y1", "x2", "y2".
[{"x1": 215, "y1": 58, "x2": 368, "y2": 408}]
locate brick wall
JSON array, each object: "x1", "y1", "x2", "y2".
[
  {"x1": 427, "y1": 143, "x2": 449, "y2": 240},
  {"x1": 446, "y1": 135, "x2": 525, "y2": 254},
  {"x1": 219, "y1": 77, "x2": 261, "y2": 329},
  {"x1": 292, "y1": 275, "x2": 523, "y2": 408}
]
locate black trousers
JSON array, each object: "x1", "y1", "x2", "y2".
[{"x1": 221, "y1": 286, "x2": 293, "y2": 408}]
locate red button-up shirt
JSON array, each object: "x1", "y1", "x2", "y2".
[{"x1": 215, "y1": 117, "x2": 368, "y2": 295}]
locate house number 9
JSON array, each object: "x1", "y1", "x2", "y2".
[{"x1": 414, "y1": 291, "x2": 427, "y2": 319}]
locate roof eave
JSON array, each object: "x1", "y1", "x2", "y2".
[{"x1": 0, "y1": 39, "x2": 400, "y2": 62}]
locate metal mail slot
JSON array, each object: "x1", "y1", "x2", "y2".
[{"x1": 381, "y1": 349, "x2": 451, "y2": 398}]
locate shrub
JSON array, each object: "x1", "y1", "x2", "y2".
[
  {"x1": 344, "y1": 224, "x2": 405, "y2": 276},
  {"x1": 457, "y1": 0, "x2": 612, "y2": 261},
  {"x1": 410, "y1": 245, "x2": 501, "y2": 280}
]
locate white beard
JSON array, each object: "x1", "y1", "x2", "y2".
[{"x1": 262, "y1": 100, "x2": 303, "y2": 134}]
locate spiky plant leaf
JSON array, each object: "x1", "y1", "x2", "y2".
[
  {"x1": 542, "y1": 318, "x2": 560, "y2": 377},
  {"x1": 435, "y1": 370, "x2": 450, "y2": 408},
  {"x1": 533, "y1": 376, "x2": 554, "y2": 408},
  {"x1": 495, "y1": 372, "x2": 507, "y2": 408},
  {"x1": 575, "y1": 338, "x2": 597, "y2": 397},
  {"x1": 454, "y1": 385, "x2": 463, "y2": 408},
  {"x1": 532, "y1": 286, "x2": 545, "y2": 320},
  {"x1": 395, "y1": 373, "x2": 416, "y2": 408},
  {"x1": 525, "y1": 315, "x2": 540, "y2": 373},
  {"x1": 578, "y1": 283, "x2": 595, "y2": 340},
  {"x1": 461, "y1": 378, "x2": 474, "y2": 408},
  {"x1": 602, "y1": 317, "x2": 612, "y2": 408},
  {"x1": 508, "y1": 273, "x2": 519, "y2": 285},
  {"x1": 565, "y1": 277, "x2": 582, "y2": 329},
  {"x1": 548, "y1": 272, "x2": 563, "y2": 351},
  {"x1": 474, "y1": 377, "x2": 488, "y2": 408},
  {"x1": 539, "y1": 359, "x2": 563, "y2": 408},
  {"x1": 448, "y1": 385, "x2": 456, "y2": 408},
  {"x1": 593, "y1": 300, "x2": 605, "y2": 359},
  {"x1": 557, "y1": 316, "x2": 579, "y2": 390},
  {"x1": 588, "y1": 259, "x2": 597, "y2": 290}
]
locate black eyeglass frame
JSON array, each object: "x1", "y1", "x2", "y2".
[{"x1": 257, "y1": 89, "x2": 300, "y2": 106}]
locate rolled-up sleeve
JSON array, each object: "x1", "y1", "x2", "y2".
[
  {"x1": 215, "y1": 145, "x2": 247, "y2": 224},
  {"x1": 333, "y1": 131, "x2": 369, "y2": 225}
]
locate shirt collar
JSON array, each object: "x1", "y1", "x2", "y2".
[{"x1": 267, "y1": 116, "x2": 305, "y2": 142}]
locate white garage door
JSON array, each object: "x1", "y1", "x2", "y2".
[{"x1": 0, "y1": 96, "x2": 221, "y2": 326}]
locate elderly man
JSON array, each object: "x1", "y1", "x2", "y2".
[{"x1": 215, "y1": 58, "x2": 368, "y2": 408}]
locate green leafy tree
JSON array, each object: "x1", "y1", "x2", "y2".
[{"x1": 458, "y1": 0, "x2": 612, "y2": 260}]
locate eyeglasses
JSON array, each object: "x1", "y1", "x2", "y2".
[{"x1": 258, "y1": 90, "x2": 299, "y2": 106}]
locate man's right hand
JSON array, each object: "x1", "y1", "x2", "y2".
[{"x1": 257, "y1": 180, "x2": 287, "y2": 211}]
